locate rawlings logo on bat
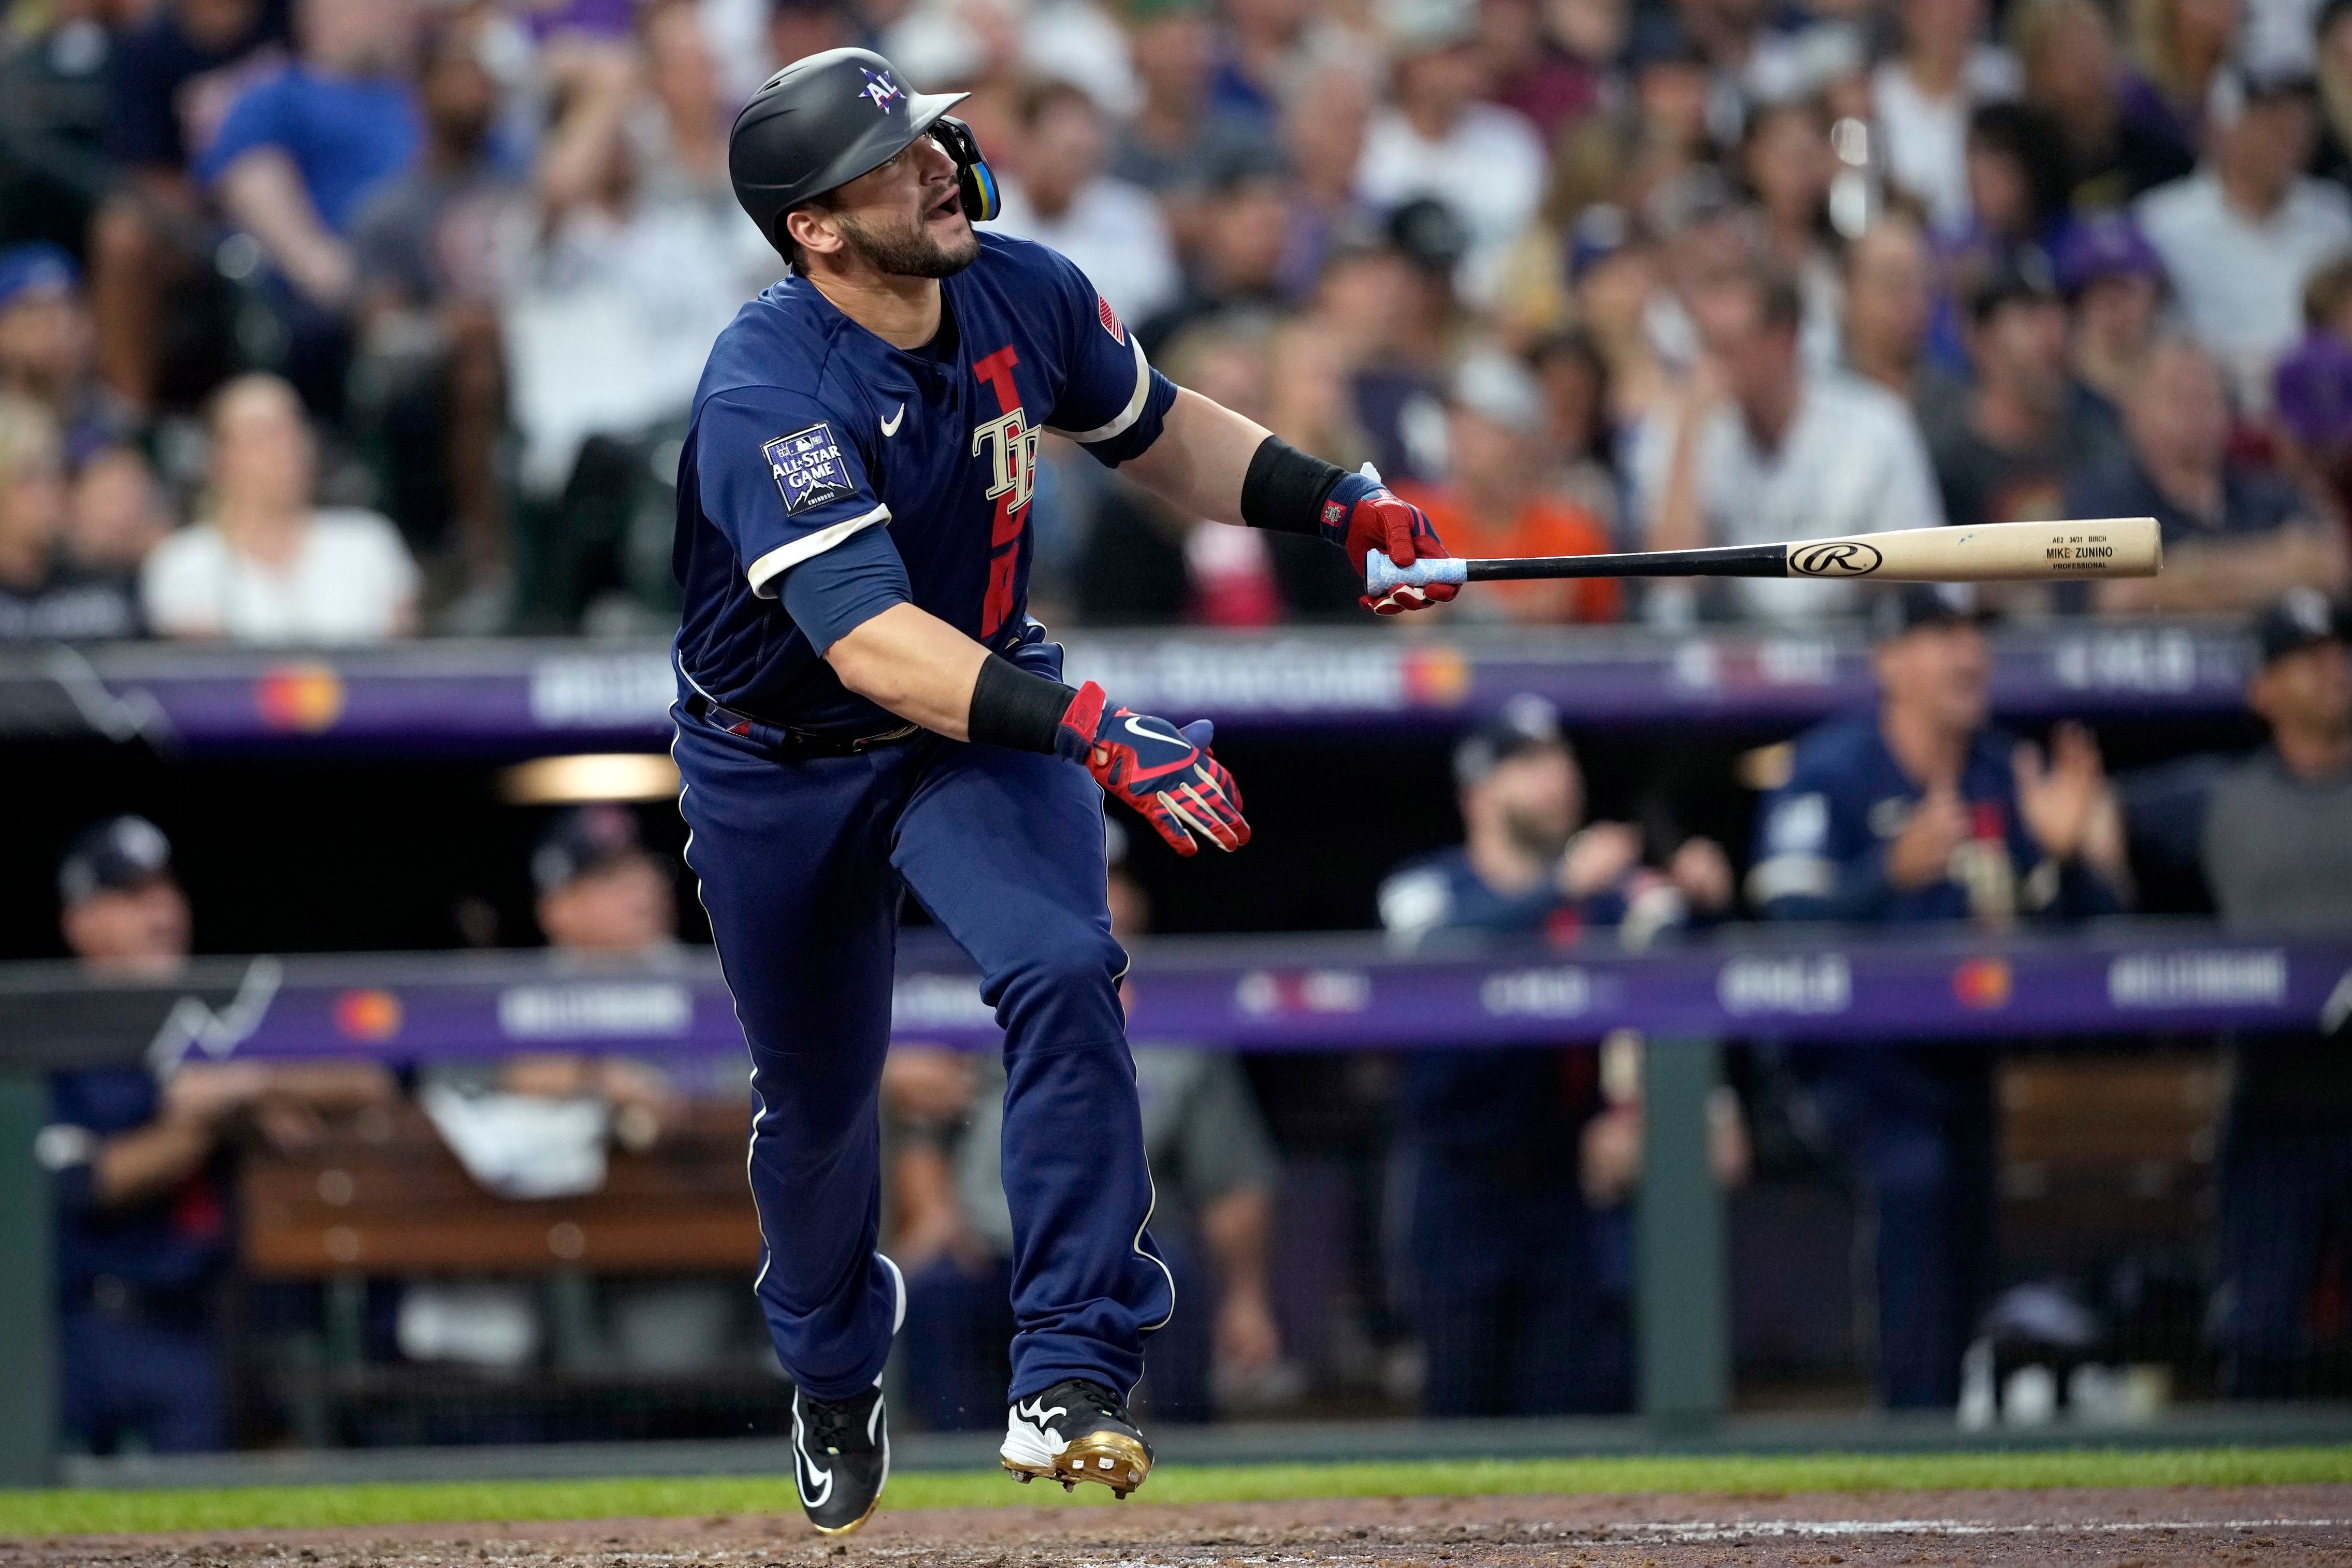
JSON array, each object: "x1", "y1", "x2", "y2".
[{"x1": 1790, "y1": 540, "x2": 1886, "y2": 577}]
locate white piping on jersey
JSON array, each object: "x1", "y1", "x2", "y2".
[
  {"x1": 746, "y1": 503, "x2": 892, "y2": 599},
  {"x1": 1048, "y1": 334, "x2": 1152, "y2": 446}
]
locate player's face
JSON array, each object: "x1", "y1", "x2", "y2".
[
  {"x1": 828, "y1": 135, "x2": 979, "y2": 279},
  {"x1": 1483, "y1": 746, "x2": 1582, "y2": 859},
  {"x1": 1878, "y1": 622, "x2": 1992, "y2": 735},
  {"x1": 62, "y1": 877, "x2": 192, "y2": 971},
  {"x1": 2252, "y1": 640, "x2": 2352, "y2": 743}
]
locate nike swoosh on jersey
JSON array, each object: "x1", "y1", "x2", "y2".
[{"x1": 880, "y1": 403, "x2": 905, "y2": 437}]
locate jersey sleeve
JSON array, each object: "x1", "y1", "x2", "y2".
[
  {"x1": 1748, "y1": 739, "x2": 1891, "y2": 920},
  {"x1": 695, "y1": 386, "x2": 889, "y2": 599},
  {"x1": 1034, "y1": 246, "x2": 1177, "y2": 466}
]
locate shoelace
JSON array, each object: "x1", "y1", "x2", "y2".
[
  {"x1": 1056, "y1": 1380, "x2": 1131, "y2": 1428},
  {"x1": 800, "y1": 1390, "x2": 865, "y2": 1453}
]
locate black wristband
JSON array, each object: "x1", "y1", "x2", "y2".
[
  {"x1": 968, "y1": 653, "x2": 1078, "y2": 753},
  {"x1": 1240, "y1": 435, "x2": 1347, "y2": 537}
]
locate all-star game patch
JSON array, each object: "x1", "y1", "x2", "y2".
[{"x1": 763, "y1": 424, "x2": 856, "y2": 515}]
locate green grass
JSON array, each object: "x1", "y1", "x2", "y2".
[{"x1": 6, "y1": 1447, "x2": 2351, "y2": 1537}]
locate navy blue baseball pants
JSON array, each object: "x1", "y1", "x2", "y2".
[{"x1": 674, "y1": 670, "x2": 1173, "y2": 1405}]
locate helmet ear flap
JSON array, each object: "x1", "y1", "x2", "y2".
[{"x1": 930, "y1": 115, "x2": 1001, "y2": 222}]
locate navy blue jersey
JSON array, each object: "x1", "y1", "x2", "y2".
[
  {"x1": 1749, "y1": 715, "x2": 2124, "y2": 925},
  {"x1": 45, "y1": 1068, "x2": 231, "y2": 1304},
  {"x1": 1377, "y1": 845, "x2": 1629, "y2": 945},
  {"x1": 674, "y1": 233, "x2": 1177, "y2": 734}
]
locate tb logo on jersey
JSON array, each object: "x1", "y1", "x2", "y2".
[{"x1": 972, "y1": 409, "x2": 1041, "y2": 515}]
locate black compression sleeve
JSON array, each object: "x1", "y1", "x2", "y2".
[
  {"x1": 968, "y1": 653, "x2": 1078, "y2": 753},
  {"x1": 1240, "y1": 435, "x2": 1347, "y2": 536}
]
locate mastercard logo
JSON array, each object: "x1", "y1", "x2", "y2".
[
  {"x1": 334, "y1": 989, "x2": 403, "y2": 1041},
  {"x1": 1952, "y1": 957, "x2": 2012, "y2": 1010},
  {"x1": 1401, "y1": 646, "x2": 1471, "y2": 706},
  {"x1": 255, "y1": 663, "x2": 345, "y2": 732}
]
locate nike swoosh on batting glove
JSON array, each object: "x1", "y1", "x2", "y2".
[
  {"x1": 1055, "y1": 681, "x2": 1250, "y2": 856},
  {"x1": 1320, "y1": 463, "x2": 1459, "y2": 615}
]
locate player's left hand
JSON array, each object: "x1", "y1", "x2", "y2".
[
  {"x1": 1322, "y1": 466, "x2": 1458, "y2": 615},
  {"x1": 1056, "y1": 681, "x2": 1250, "y2": 856}
]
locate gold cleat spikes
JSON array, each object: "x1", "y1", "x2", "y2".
[{"x1": 1001, "y1": 1430, "x2": 1153, "y2": 1500}]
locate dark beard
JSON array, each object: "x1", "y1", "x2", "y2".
[
  {"x1": 835, "y1": 209, "x2": 980, "y2": 279},
  {"x1": 1500, "y1": 807, "x2": 1572, "y2": 862}
]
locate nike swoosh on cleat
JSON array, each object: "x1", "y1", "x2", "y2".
[
  {"x1": 880, "y1": 403, "x2": 905, "y2": 437},
  {"x1": 1015, "y1": 1397, "x2": 1067, "y2": 1426},
  {"x1": 796, "y1": 1449, "x2": 833, "y2": 1508}
]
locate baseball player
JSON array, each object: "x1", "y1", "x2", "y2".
[{"x1": 678, "y1": 48, "x2": 1454, "y2": 1535}]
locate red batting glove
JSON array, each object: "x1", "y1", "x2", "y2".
[
  {"x1": 1055, "y1": 681, "x2": 1250, "y2": 856},
  {"x1": 1323, "y1": 469, "x2": 1459, "y2": 615}
]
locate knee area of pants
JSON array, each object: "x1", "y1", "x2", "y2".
[{"x1": 999, "y1": 934, "x2": 1127, "y2": 996}]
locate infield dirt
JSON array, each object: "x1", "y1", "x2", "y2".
[{"x1": 7, "y1": 1484, "x2": 2350, "y2": 1567}]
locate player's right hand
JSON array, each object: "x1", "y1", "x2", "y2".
[{"x1": 1055, "y1": 681, "x2": 1250, "y2": 856}]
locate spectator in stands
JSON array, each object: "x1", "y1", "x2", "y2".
[
  {"x1": 1139, "y1": 148, "x2": 1298, "y2": 352},
  {"x1": 2064, "y1": 336, "x2": 2347, "y2": 614},
  {"x1": 0, "y1": 243, "x2": 126, "y2": 466},
  {"x1": 1357, "y1": 0, "x2": 1546, "y2": 304},
  {"x1": 2315, "y1": 0, "x2": 2352, "y2": 183},
  {"x1": 2202, "y1": 592, "x2": 2352, "y2": 1398},
  {"x1": 66, "y1": 446, "x2": 171, "y2": 587},
  {"x1": 40, "y1": 815, "x2": 388, "y2": 1453},
  {"x1": 2135, "y1": 66, "x2": 2352, "y2": 411},
  {"x1": 1379, "y1": 697, "x2": 1734, "y2": 1415},
  {"x1": 995, "y1": 79, "x2": 1180, "y2": 328},
  {"x1": 888, "y1": 831, "x2": 1286, "y2": 1427},
  {"x1": 1929, "y1": 260, "x2": 2117, "y2": 535},
  {"x1": 1638, "y1": 266, "x2": 1944, "y2": 625},
  {"x1": 0, "y1": 0, "x2": 116, "y2": 258},
  {"x1": 1841, "y1": 215, "x2": 1952, "y2": 414},
  {"x1": 1740, "y1": 98, "x2": 1839, "y2": 353},
  {"x1": 348, "y1": 7, "x2": 519, "y2": 602},
  {"x1": 195, "y1": 0, "x2": 424, "y2": 413},
  {"x1": 142, "y1": 372, "x2": 420, "y2": 642},
  {"x1": 90, "y1": 0, "x2": 292, "y2": 410},
  {"x1": 1114, "y1": 0, "x2": 1261, "y2": 244},
  {"x1": 1478, "y1": 0, "x2": 1599, "y2": 143},
  {"x1": 1749, "y1": 587, "x2": 2129, "y2": 1406},
  {"x1": 1872, "y1": 0, "x2": 2022, "y2": 235},
  {"x1": 2119, "y1": 0, "x2": 2234, "y2": 173},
  {"x1": 2012, "y1": 0, "x2": 2192, "y2": 211},
  {"x1": 1527, "y1": 329, "x2": 1624, "y2": 538},
  {"x1": 0, "y1": 397, "x2": 140, "y2": 640},
  {"x1": 2275, "y1": 256, "x2": 2352, "y2": 515},
  {"x1": 1277, "y1": 61, "x2": 1377, "y2": 295},
  {"x1": 2054, "y1": 212, "x2": 2167, "y2": 451},
  {"x1": 1395, "y1": 352, "x2": 1620, "y2": 624}
]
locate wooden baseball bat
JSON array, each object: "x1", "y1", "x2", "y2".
[{"x1": 1365, "y1": 517, "x2": 2162, "y2": 594}]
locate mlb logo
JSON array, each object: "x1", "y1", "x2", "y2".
[{"x1": 764, "y1": 424, "x2": 855, "y2": 514}]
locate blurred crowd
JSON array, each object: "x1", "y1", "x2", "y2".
[{"x1": 7, "y1": 0, "x2": 2352, "y2": 637}]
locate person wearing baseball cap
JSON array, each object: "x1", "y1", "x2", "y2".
[
  {"x1": 1376, "y1": 695, "x2": 1733, "y2": 1416},
  {"x1": 2202, "y1": 591, "x2": 2352, "y2": 1396},
  {"x1": 41, "y1": 816, "x2": 388, "y2": 1453},
  {"x1": 531, "y1": 803, "x2": 679, "y2": 956},
  {"x1": 1750, "y1": 587, "x2": 2129, "y2": 1408},
  {"x1": 2051, "y1": 213, "x2": 2167, "y2": 445}
]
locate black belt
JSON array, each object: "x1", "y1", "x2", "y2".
[{"x1": 682, "y1": 692, "x2": 920, "y2": 758}]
